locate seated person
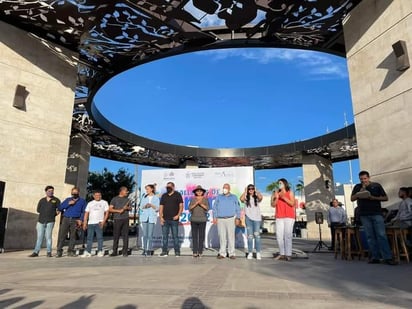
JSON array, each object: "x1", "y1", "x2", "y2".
[
  {"x1": 390, "y1": 187, "x2": 412, "y2": 247},
  {"x1": 328, "y1": 199, "x2": 346, "y2": 250},
  {"x1": 390, "y1": 187, "x2": 412, "y2": 228}
]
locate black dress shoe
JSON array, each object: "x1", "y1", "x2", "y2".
[
  {"x1": 368, "y1": 259, "x2": 380, "y2": 264},
  {"x1": 55, "y1": 251, "x2": 63, "y2": 258},
  {"x1": 29, "y1": 252, "x2": 38, "y2": 257},
  {"x1": 383, "y1": 259, "x2": 398, "y2": 265},
  {"x1": 109, "y1": 252, "x2": 118, "y2": 257},
  {"x1": 46, "y1": 252, "x2": 52, "y2": 257}
]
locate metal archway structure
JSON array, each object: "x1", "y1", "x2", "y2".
[{"x1": 1, "y1": 1, "x2": 360, "y2": 168}]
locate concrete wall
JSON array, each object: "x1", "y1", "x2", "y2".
[
  {"x1": 302, "y1": 154, "x2": 335, "y2": 240},
  {"x1": 0, "y1": 21, "x2": 77, "y2": 249},
  {"x1": 343, "y1": 0, "x2": 412, "y2": 208}
]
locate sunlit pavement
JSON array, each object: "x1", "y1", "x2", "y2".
[{"x1": 1, "y1": 236, "x2": 411, "y2": 309}]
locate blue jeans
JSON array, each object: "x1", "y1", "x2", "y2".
[
  {"x1": 34, "y1": 222, "x2": 55, "y2": 253},
  {"x1": 86, "y1": 223, "x2": 103, "y2": 253},
  {"x1": 360, "y1": 215, "x2": 392, "y2": 260},
  {"x1": 142, "y1": 222, "x2": 155, "y2": 251},
  {"x1": 162, "y1": 220, "x2": 179, "y2": 253},
  {"x1": 245, "y1": 216, "x2": 261, "y2": 253}
]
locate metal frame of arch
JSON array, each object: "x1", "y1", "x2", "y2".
[{"x1": 1, "y1": 0, "x2": 361, "y2": 169}]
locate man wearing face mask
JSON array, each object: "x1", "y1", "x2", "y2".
[
  {"x1": 212, "y1": 184, "x2": 241, "y2": 259},
  {"x1": 56, "y1": 187, "x2": 87, "y2": 257},
  {"x1": 159, "y1": 182, "x2": 183, "y2": 257}
]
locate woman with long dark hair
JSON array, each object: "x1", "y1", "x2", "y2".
[
  {"x1": 189, "y1": 185, "x2": 209, "y2": 258},
  {"x1": 139, "y1": 184, "x2": 160, "y2": 256},
  {"x1": 240, "y1": 184, "x2": 263, "y2": 260},
  {"x1": 271, "y1": 178, "x2": 296, "y2": 261}
]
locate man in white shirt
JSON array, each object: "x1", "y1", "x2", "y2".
[{"x1": 81, "y1": 190, "x2": 109, "y2": 257}]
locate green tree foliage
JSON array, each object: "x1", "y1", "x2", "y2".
[
  {"x1": 87, "y1": 168, "x2": 135, "y2": 202},
  {"x1": 266, "y1": 181, "x2": 279, "y2": 193}
]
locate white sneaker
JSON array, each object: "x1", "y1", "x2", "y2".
[
  {"x1": 81, "y1": 251, "x2": 92, "y2": 258},
  {"x1": 247, "y1": 253, "x2": 253, "y2": 260},
  {"x1": 256, "y1": 252, "x2": 262, "y2": 260},
  {"x1": 97, "y1": 251, "x2": 104, "y2": 257}
]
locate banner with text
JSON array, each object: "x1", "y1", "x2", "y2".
[{"x1": 140, "y1": 166, "x2": 254, "y2": 249}]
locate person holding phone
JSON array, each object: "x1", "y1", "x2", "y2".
[{"x1": 139, "y1": 184, "x2": 160, "y2": 256}]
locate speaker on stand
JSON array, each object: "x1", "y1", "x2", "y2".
[{"x1": 312, "y1": 212, "x2": 329, "y2": 252}]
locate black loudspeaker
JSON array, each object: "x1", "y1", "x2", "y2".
[
  {"x1": 315, "y1": 212, "x2": 324, "y2": 224},
  {"x1": 13, "y1": 84, "x2": 29, "y2": 110},
  {"x1": 392, "y1": 40, "x2": 410, "y2": 71},
  {"x1": 0, "y1": 181, "x2": 5, "y2": 209},
  {"x1": 0, "y1": 208, "x2": 7, "y2": 250}
]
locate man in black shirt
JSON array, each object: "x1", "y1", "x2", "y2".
[
  {"x1": 109, "y1": 186, "x2": 132, "y2": 257},
  {"x1": 351, "y1": 171, "x2": 395, "y2": 265},
  {"x1": 159, "y1": 182, "x2": 183, "y2": 257},
  {"x1": 29, "y1": 185, "x2": 60, "y2": 257}
]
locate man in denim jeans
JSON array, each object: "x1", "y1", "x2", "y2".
[
  {"x1": 29, "y1": 185, "x2": 60, "y2": 257},
  {"x1": 351, "y1": 171, "x2": 396, "y2": 265},
  {"x1": 159, "y1": 182, "x2": 183, "y2": 257},
  {"x1": 81, "y1": 190, "x2": 109, "y2": 257}
]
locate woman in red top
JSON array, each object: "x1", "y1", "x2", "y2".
[{"x1": 271, "y1": 178, "x2": 296, "y2": 261}]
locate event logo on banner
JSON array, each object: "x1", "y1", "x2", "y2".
[{"x1": 140, "y1": 166, "x2": 254, "y2": 249}]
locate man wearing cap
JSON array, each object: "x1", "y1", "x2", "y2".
[
  {"x1": 212, "y1": 183, "x2": 241, "y2": 259},
  {"x1": 189, "y1": 185, "x2": 210, "y2": 258}
]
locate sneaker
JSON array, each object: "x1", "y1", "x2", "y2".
[
  {"x1": 217, "y1": 254, "x2": 225, "y2": 259},
  {"x1": 246, "y1": 253, "x2": 253, "y2": 260},
  {"x1": 97, "y1": 251, "x2": 104, "y2": 257},
  {"x1": 109, "y1": 252, "x2": 118, "y2": 257},
  {"x1": 175, "y1": 252, "x2": 180, "y2": 257},
  {"x1": 159, "y1": 252, "x2": 168, "y2": 257},
  {"x1": 141, "y1": 250, "x2": 146, "y2": 256},
  {"x1": 28, "y1": 252, "x2": 38, "y2": 257},
  {"x1": 256, "y1": 252, "x2": 262, "y2": 260},
  {"x1": 81, "y1": 251, "x2": 92, "y2": 258},
  {"x1": 55, "y1": 251, "x2": 63, "y2": 258},
  {"x1": 46, "y1": 252, "x2": 52, "y2": 258},
  {"x1": 229, "y1": 255, "x2": 236, "y2": 260}
]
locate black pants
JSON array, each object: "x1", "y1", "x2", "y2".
[
  {"x1": 57, "y1": 217, "x2": 79, "y2": 253},
  {"x1": 191, "y1": 221, "x2": 206, "y2": 254},
  {"x1": 330, "y1": 222, "x2": 345, "y2": 249},
  {"x1": 113, "y1": 218, "x2": 129, "y2": 255}
]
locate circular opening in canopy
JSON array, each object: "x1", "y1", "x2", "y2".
[{"x1": 94, "y1": 48, "x2": 353, "y2": 149}]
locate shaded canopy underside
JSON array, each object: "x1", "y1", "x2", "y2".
[{"x1": 1, "y1": 0, "x2": 360, "y2": 168}]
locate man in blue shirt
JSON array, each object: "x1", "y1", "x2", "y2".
[
  {"x1": 212, "y1": 183, "x2": 241, "y2": 259},
  {"x1": 56, "y1": 187, "x2": 87, "y2": 257}
]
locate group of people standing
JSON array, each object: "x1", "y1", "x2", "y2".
[{"x1": 29, "y1": 179, "x2": 297, "y2": 260}]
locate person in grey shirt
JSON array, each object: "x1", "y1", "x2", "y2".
[
  {"x1": 109, "y1": 186, "x2": 132, "y2": 257},
  {"x1": 327, "y1": 198, "x2": 346, "y2": 251},
  {"x1": 189, "y1": 185, "x2": 209, "y2": 258}
]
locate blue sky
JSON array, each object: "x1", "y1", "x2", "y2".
[{"x1": 92, "y1": 48, "x2": 359, "y2": 192}]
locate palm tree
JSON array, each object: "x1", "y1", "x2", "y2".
[
  {"x1": 295, "y1": 179, "x2": 304, "y2": 199},
  {"x1": 266, "y1": 181, "x2": 279, "y2": 193}
]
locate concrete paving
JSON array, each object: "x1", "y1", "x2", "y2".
[{"x1": 1, "y1": 236, "x2": 411, "y2": 309}]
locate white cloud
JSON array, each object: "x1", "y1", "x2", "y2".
[{"x1": 198, "y1": 48, "x2": 348, "y2": 79}]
